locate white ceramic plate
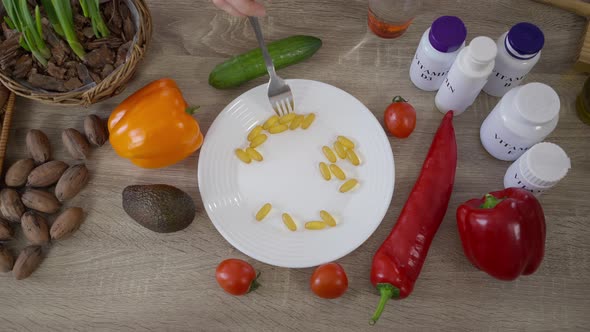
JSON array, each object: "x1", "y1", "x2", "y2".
[{"x1": 197, "y1": 79, "x2": 394, "y2": 268}]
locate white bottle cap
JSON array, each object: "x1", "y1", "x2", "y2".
[
  {"x1": 519, "y1": 142, "x2": 571, "y2": 188},
  {"x1": 467, "y1": 36, "x2": 497, "y2": 71},
  {"x1": 515, "y1": 83, "x2": 560, "y2": 124}
]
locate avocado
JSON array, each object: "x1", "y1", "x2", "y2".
[{"x1": 122, "y1": 184, "x2": 196, "y2": 233}]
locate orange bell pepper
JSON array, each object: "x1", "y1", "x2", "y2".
[{"x1": 108, "y1": 78, "x2": 204, "y2": 168}]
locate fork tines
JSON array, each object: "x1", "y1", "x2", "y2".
[{"x1": 273, "y1": 97, "x2": 294, "y2": 117}]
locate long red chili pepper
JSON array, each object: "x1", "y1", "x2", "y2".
[{"x1": 369, "y1": 111, "x2": 457, "y2": 325}]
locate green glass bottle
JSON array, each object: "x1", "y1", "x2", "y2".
[{"x1": 577, "y1": 76, "x2": 590, "y2": 125}]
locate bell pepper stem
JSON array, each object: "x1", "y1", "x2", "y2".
[
  {"x1": 248, "y1": 271, "x2": 261, "y2": 293},
  {"x1": 480, "y1": 194, "x2": 504, "y2": 209},
  {"x1": 369, "y1": 283, "x2": 400, "y2": 326},
  {"x1": 186, "y1": 106, "x2": 200, "y2": 115},
  {"x1": 392, "y1": 96, "x2": 407, "y2": 103}
]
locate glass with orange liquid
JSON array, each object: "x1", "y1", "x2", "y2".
[{"x1": 368, "y1": 0, "x2": 422, "y2": 38}]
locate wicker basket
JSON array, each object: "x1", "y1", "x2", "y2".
[
  {"x1": 0, "y1": 0, "x2": 152, "y2": 107},
  {"x1": 0, "y1": 89, "x2": 15, "y2": 175}
]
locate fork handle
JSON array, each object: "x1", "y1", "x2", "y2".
[{"x1": 248, "y1": 16, "x2": 278, "y2": 77}]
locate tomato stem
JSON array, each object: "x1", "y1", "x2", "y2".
[
  {"x1": 392, "y1": 96, "x2": 407, "y2": 103},
  {"x1": 248, "y1": 271, "x2": 261, "y2": 293},
  {"x1": 369, "y1": 283, "x2": 399, "y2": 326}
]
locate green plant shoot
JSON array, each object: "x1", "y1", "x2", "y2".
[
  {"x1": 34, "y1": 5, "x2": 42, "y2": 36},
  {"x1": 4, "y1": 15, "x2": 15, "y2": 29},
  {"x1": 46, "y1": 0, "x2": 86, "y2": 60},
  {"x1": 2, "y1": 0, "x2": 51, "y2": 66},
  {"x1": 40, "y1": 0, "x2": 64, "y2": 37},
  {"x1": 79, "y1": 0, "x2": 110, "y2": 38}
]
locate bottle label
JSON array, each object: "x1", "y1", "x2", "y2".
[
  {"x1": 504, "y1": 169, "x2": 545, "y2": 196},
  {"x1": 409, "y1": 51, "x2": 450, "y2": 91},
  {"x1": 491, "y1": 132, "x2": 529, "y2": 156},
  {"x1": 480, "y1": 117, "x2": 532, "y2": 160},
  {"x1": 442, "y1": 76, "x2": 456, "y2": 94},
  {"x1": 435, "y1": 73, "x2": 484, "y2": 114},
  {"x1": 490, "y1": 70, "x2": 526, "y2": 88},
  {"x1": 484, "y1": 69, "x2": 527, "y2": 96}
]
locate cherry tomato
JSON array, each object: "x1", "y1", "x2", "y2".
[
  {"x1": 310, "y1": 262, "x2": 348, "y2": 299},
  {"x1": 215, "y1": 259, "x2": 260, "y2": 296},
  {"x1": 384, "y1": 96, "x2": 416, "y2": 138}
]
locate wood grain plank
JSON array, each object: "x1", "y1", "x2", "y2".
[{"x1": 0, "y1": 0, "x2": 589, "y2": 331}]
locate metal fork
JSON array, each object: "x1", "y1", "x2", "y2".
[{"x1": 248, "y1": 16, "x2": 294, "y2": 117}]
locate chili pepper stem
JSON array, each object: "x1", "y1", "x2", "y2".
[
  {"x1": 185, "y1": 106, "x2": 201, "y2": 115},
  {"x1": 369, "y1": 283, "x2": 400, "y2": 325},
  {"x1": 392, "y1": 96, "x2": 408, "y2": 103},
  {"x1": 248, "y1": 271, "x2": 261, "y2": 293},
  {"x1": 480, "y1": 194, "x2": 505, "y2": 209}
]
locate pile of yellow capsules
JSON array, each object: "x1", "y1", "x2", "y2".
[
  {"x1": 237, "y1": 112, "x2": 362, "y2": 232},
  {"x1": 319, "y1": 135, "x2": 361, "y2": 193},
  {"x1": 235, "y1": 112, "x2": 316, "y2": 164}
]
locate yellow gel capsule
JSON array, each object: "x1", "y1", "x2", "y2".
[
  {"x1": 346, "y1": 149, "x2": 361, "y2": 166},
  {"x1": 337, "y1": 136, "x2": 355, "y2": 149},
  {"x1": 319, "y1": 162, "x2": 331, "y2": 180},
  {"x1": 320, "y1": 210, "x2": 337, "y2": 227},
  {"x1": 235, "y1": 148, "x2": 251, "y2": 164},
  {"x1": 339, "y1": 179, "x2": 359, "y2": 193},
  {"x1": 268, "y1": 124, "x2": 288, "y2": 134},
  {"x1": 289, "y1": 115, "x2": 304, "y2": 130},
  {"x1": 333, "y1": 141, "x2": 347, "y2": 159},
  {"x1": 247, "y1": 125, "x2": 263, "y2": 141},
  {"x1": 279, "y1": 113, "x2": 296, "y2": 124},
  {"x1": 329, "y1": 164, "x2": 346, "y2": 180},
  {"x1": 256, "y1": 203, "x2": 272, "y2": 221},
  {"x1": 246, "y1": 147, "x2": 263, "y2": 161},
  {"x1": 305, "y1": 221, "x2": 327, "y2": 230},
  {"x1": 322, "y1": 146, "x2": 337, "y2": 163},
  {"x1": 301, "y1": 113, "x2": 316, "y2": 129},
  {"x1": 249, "y1": 134, "x2": 268, "y2": 148},
  {"x1": 282, "y1": 213, "x2": 297, "y2": 231},
  {"x1": 263, "y1": 115, "x2": 279, "y2": 130}
]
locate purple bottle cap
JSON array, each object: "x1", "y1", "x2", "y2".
[
  {"x1": 507, "y1": 22, "x2": 545, "y2": 57},
  {"x1": 428, "y1": 16, "x2": 467, "y2": 53}
]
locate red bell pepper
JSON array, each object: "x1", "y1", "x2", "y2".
[
  {"x1": 456, "y1": 188, "x2": 546, "y2": 281},
  {"x1": 369, "y1": 111, "x2": 457, "y2": 325}
]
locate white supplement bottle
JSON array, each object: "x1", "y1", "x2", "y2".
[
  {"x1": 504, "y1": 142, "x2": 570, "y2": 197},
  {"x1": 483, "y1": 22, "x2": 545, "y2": 97},
  {"x1": 480, "y1": 82, "x2": 560, "y2": 161},
  {"x1": 409, "y1": 16, "x2": 467, "y2": 91},
  {"x1": 435, "y1": 36, "x2": 497, "y2": 115}
]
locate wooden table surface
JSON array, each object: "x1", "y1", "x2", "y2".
[{"x1": 1, "y1": 0, "x2": 589, "y2": 331}]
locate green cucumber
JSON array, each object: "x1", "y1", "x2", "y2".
[{"x1": 208, "y1": 35, "x2": 322, "y2": 89}]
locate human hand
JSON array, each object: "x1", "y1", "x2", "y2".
[{"x1": 212, "y1": 0, "x2": 266, "y2": 17}]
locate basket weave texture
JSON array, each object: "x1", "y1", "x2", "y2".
[{"x1": 0, "y1": 90, "x2": 15, "y2": 175}]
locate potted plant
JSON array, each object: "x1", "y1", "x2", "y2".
[{"x1": 0, "y1": 0, "x2": 151, "y2": 106}]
